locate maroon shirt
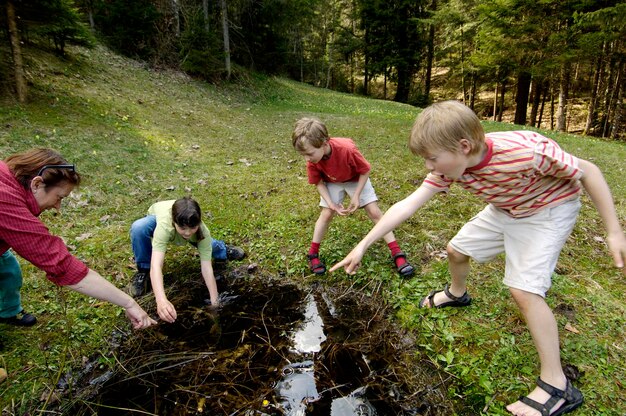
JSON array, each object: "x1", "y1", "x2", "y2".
[{"x1": 0, "y1": 162, "x2": 88, "y2": 285}]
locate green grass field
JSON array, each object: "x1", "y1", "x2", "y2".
[{"x1": 0, "y1": 44, "x2": 625, "y2": 415}]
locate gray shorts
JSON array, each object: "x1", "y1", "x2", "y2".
[
  {"x1": 319, "y1": 179, "x2": 378, "y2": 208},
  {"x1": 449, "y1": 198, "x2": 581, "y2": 296}
]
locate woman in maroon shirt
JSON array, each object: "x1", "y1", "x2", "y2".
[{"x1": 0, "y1": 148, "x2": 156, "y2": 331}]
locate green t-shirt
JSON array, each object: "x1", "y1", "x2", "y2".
[{"x1": 147, "y1": 200, "x2": 212, "y2": 261}]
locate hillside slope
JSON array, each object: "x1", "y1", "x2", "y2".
[{"x1": 0, "y1": 44, "x2": 625, "y2": 415}]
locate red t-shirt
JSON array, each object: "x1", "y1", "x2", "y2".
[
  {"x1": 306, "y1": 138, "x2": 371, "y2": 185},
  {"x1": 0, "y1": 162, "x2": 88, "y2": 285}
]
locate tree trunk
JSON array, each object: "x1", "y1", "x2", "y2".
[
  {"x1": 537, "y1": 80, "x2": 548, "y2": 128},
  {"x1": 556, "y1": 63, "x2": 570, "y2": 132},
  {"x1": 498, "y1": 79, "x2": 506, "y2": 122},
  {"x1": 394, "y1": 64, "x2": 411, "y2": 103},
  {"x1": 493, "y1": 81, "x2": 498, "y2": 121},
  {"x1": 610, "y1": 61, "x2": 623, "y2": 139},
  {"x1": 220, "y1": 0, "x2": 231, "y2": 79},
  {"x1": 424, "y1": 0, "x2": 436, "y2": 102},
  {"x1": 601, "y1": 41, "x2": 617, "y2": 137},
  {"x1": 6, "y1": 0, "x2": 27, "y2": 103},
  {"x1": 529, "y1": 78, "x2": 543, "y2": 127},
  {"x1": 460, "y1": 26, "x2": 466, "y2": 103},
  {"x1": 203, "y1": 0, "x2": 209, "y2": 32},
  {"x1": 469, "y1": 73, "x2": 476, "y2": 110},
  {"x1": 550, "y1": 80, "x2": 555, "y2": 130},
  {"x1": 584, "y1": 51, "x2": 603, "y2": 136},
  {"x1": 173, "y1": 0, "x2": 180, "y2": 37},
  {"x1": 514, "y1": 71, "x2": 531, "y2": 125}
]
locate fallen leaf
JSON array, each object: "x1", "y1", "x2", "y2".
[
  {"x1": 564, "y1": 322, "x2": 580, "y2": 334},
  {"x1": 593, "y1": 236, "x2": 605, "y2": 243},
  {"x1": 75, "y1": 233, "x2": 92, "y2": 241}
]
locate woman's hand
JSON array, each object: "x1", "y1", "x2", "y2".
[{"x1": 125, "y1": 302, "x2": 157, "y2": 329}]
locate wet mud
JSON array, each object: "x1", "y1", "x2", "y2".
[{"x1": 54, "y1": 266, "x2": 455, "y2": 415}]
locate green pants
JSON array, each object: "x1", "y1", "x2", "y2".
[{"x1": 0, "y1": 251, "x2": 23, "y2": 318}]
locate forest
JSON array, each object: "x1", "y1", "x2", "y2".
[{"x1": 1, "y1": 0, "x2": 625, "y2": 139}]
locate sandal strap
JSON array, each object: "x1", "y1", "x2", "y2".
[
  {"x1": 425, "y1": 290, "x2": 437, "y2": 308},
  {"x1": 518, "y1": 395, "x2": 550, "y2": 416},
  {"x1": 536, "y1": 377, "x2": 580, "y2": 401},
  {"x1": 307, "y1": 253, "x2": 320, "y2": 260},
  {"x1": 392, "y1": 251, "x2": 407, "y2": 260},
  {"x1": 442, "y1": 284, "x2": 467, "y2": 302}
]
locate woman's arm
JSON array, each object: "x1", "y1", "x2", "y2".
[{"x1": 68, "y1": 269, "x2": 156, "y2": 329}]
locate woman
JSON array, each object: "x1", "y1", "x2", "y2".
[{"x1": 0, "y1": 148, "x2": 156, "y2": 330}]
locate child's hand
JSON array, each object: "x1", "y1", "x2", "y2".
[
  {"x1": 346, "y1": 198, "x2": 360, "y2": 214},
  {"x1": 607, "y1": 231, "x2": 626, "y2": 275},
  {"x1": 156, "y1": 299, "x2": 178, "y2": 323},
  {"x1": 330, "y1": 202, "x2": 348, "y2": 216},
  {"x1": 329, "y1": 246, "x2": 365, "y2": 275}
]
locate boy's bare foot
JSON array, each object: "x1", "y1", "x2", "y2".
[
  {"x1": 419, "y1": 284, "x2": 471, "y2": 308},
  {"x1": 0, "y1": 367, "x2": 7, "y2": 384}
]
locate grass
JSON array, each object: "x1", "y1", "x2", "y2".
[{"x1": 1, "y1": 44, "x2": 625, "y2": 415}]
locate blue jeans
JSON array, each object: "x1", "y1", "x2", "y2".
[
  {"x1": 0, "y1": 250, "x2": 23, "y2": 318},
  {"x1": 130, "y1": 215, "x2": 228, "y2": 269}
]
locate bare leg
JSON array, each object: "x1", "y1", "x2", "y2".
[
  {"x1": 363, "y1": 202, "x2": 396, "y2": 244},
  {"x1": 312, "y1": 208, "x2": 334, "y2": 244},
  {"x1": 421, "y1": 243, "x2": 470, "y2": 307},
  {"x1": 506, "y1": 288, "x2": 566, "y2": 416}
]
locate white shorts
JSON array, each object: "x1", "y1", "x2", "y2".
[
  {"x1": 319, "y1": 179, "x2": 378, "y2": 208},
  {"x1": 449, "y1": 199, "x2": 581, "y2": 297}
]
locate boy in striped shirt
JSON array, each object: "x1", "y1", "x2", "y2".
[{"x1": 331, "y1": 100, "x2": 626, "y2": 416}]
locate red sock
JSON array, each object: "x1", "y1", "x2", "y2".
[
  {"x1": 309, "y1": 242, "x2": 321, "y2": 255},
  {"x1": 308, "y1": 242, "x2": 322, "y2": 267},
  {"x1": 388, "y1": 241, "x2": 407, "y2": 267}
]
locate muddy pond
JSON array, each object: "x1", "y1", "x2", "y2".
[{"x1": 54, "y1": 265, "x2": 455, "y2": 415}]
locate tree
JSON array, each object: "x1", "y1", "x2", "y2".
[
  {"x1": 5, "y1": 0, "x2": 27, "y2": 102},
  {"x1": 220, "y1": 0, "x2": 230, "y2": 79}
]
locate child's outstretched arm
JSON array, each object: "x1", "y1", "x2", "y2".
[
  {"x1": 578, "y1": 159, "x2": 626, "y2": 273},
  {"x1": 150, "y1": 250, "x2": 178, "y2": 323},
  {"x1": 330, "y1": 185, "x2": 438, "y2": 274},
  {"x1": 201, "y1": 259, "x2": 219, "y2": 306},
  {"x1": 316, "y1": 181, "x2": 348, "y2": 215}
]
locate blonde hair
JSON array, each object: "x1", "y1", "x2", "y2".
[
  {"x1": 409, "y1": 101, "x2": 485, "y2": 157},
  {"x1": 292, "y1": 117, "x2": 329, "y2": 151}
]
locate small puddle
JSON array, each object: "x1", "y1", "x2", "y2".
[{"x1": 54, "y1": 266, "x2": 454, "y2": 415}]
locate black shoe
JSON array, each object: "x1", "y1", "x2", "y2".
[
  {"x1": 129, "y1": 269, "x2": 150, "y2": 297},
  {"x1": 0, "y1": 310, "x2": 37, "y2": 327},
  {"x1": 226, "y1": 245, "x2": 245, "y2": 261}
]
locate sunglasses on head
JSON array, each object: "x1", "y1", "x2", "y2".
[{"x1": 36, "y1": 164, "x2": 76, "y2": 177}]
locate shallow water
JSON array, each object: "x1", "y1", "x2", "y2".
[{"x1": 56, "y1": 267, "x2": 454, "y2": 415}]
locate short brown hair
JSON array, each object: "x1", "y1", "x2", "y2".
[
  {"x1": 409, "y1": 101, "x2": 485, "y2": 157},
  {"x1": 292, "y1": 117, "x2": 329, "y2": 151},
  {"x1": 172, "y1": 197, "x2": 204, "y2": 240},
  {"x1": 4, "y1": 148, "x2": 81, "y2": 190}
]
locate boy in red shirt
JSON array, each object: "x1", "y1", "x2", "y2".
[{"x1": 292, "y1": 117, "x2": 414, "y2": 277}]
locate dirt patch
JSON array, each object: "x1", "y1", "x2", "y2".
[{"x1": 51, "y1": 266, "x2": 455, "y2": 415}]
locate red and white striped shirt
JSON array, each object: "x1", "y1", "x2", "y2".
[
  {"x1": 422, "y1": 131, "x2": 583, "y2": 218},
  {"x1": 0, "y1": 162, "x2": 88, "y2": 285}
]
